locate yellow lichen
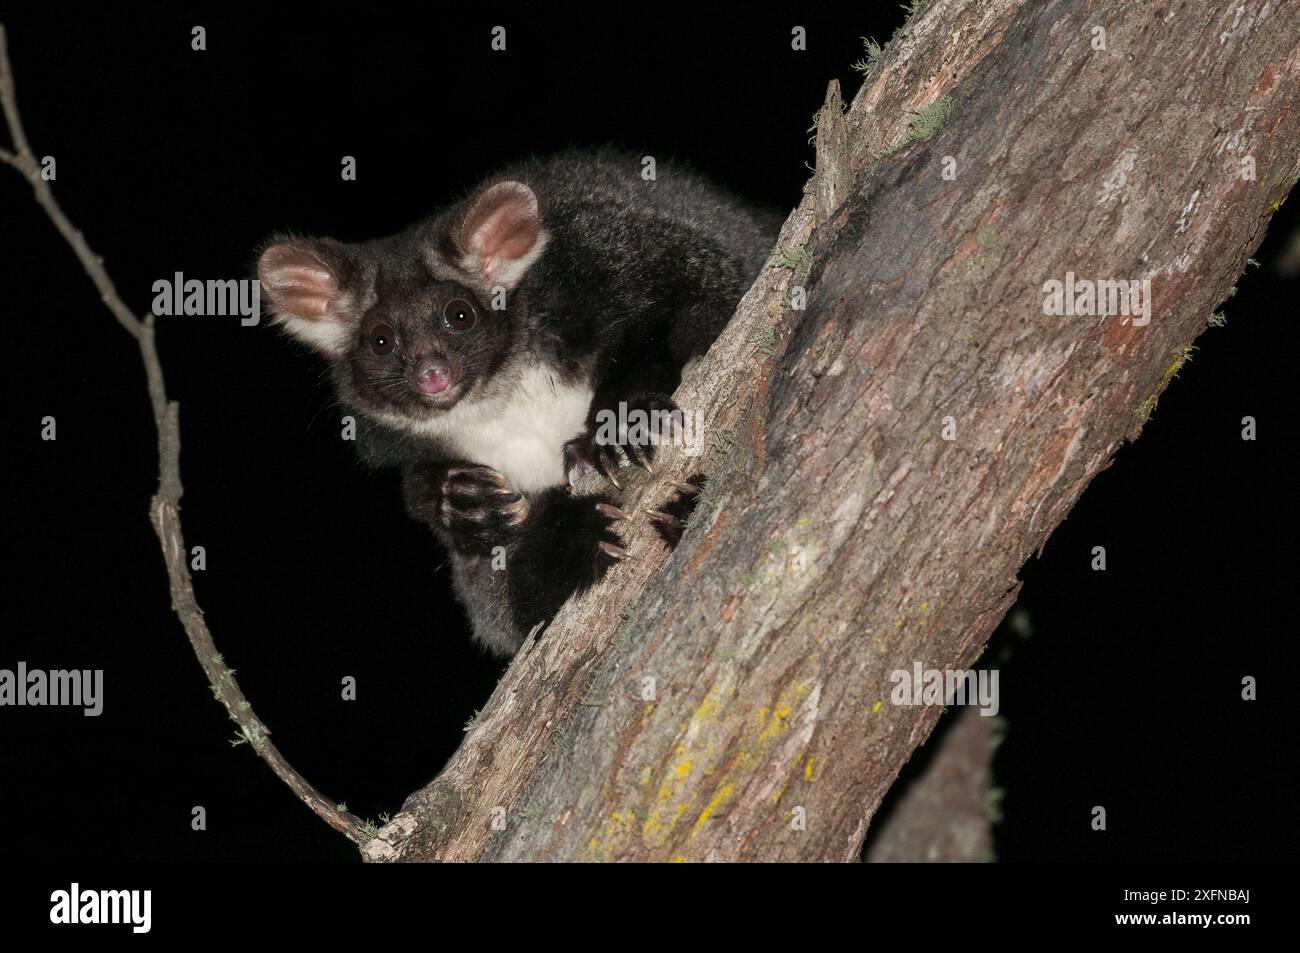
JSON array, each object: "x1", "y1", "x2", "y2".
[
  {"x1": 691, "y1": 783, "x2": 735, "y2": 836},
  {"x1": 1137, "y1": 346, "x2": 1196, "y2": 422},
  {"x1": 757, "y1": 703, "x2": 790, "y2": 742},
  {"x1": 588, "y1": 807, "x2": 641, "y2": 859}
]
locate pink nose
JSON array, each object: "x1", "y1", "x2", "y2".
[{"x1": 414, "y1": 354, "x2": 452, "y2": 394}]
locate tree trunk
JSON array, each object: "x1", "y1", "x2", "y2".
[{"x1": 362, "y1": 0, "x2": 1300, "y2": 862}]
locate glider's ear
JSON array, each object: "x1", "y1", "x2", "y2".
[
  {"x1": 258, "y1": 239, "x2": 360, "y2": 356},
  {"x1": 455, "y1": 181, "x2": 547, "y2": 291}
]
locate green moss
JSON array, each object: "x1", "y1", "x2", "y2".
[
  {"x1": 356, "y1": 818, "x2": 380, "y2": 845},
  {"x1": 779, "y1": 243, "x2": 810, "y2": 271},
  {"x1": 851, "y1": 37, "x2": 884, "y2": 74},
  {"x1": 886, "y1": 95, "x2": 953, "y2": 154},
  {"x1": 852, "y1": 2, "x2": 925, "y2": 75}
]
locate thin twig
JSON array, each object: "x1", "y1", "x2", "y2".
[{"x1": 0, "y1": 22, "x2": 364, "y2": 845}]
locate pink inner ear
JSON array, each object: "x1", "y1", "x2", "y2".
[
  {"x1": 259, "y1": 245, "x2": 338, "y2": 319},
  {"x1": 463, "y1": 182, "x2": 541, "y2": 269}
]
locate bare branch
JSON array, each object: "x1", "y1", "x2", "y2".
[{"x1": 0, "y1": 21, "x2": 365, "y2": 845}]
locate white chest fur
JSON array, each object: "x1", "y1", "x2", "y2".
[{"x1": 394, "y1": 365, "x2": 592, "y2": 493}]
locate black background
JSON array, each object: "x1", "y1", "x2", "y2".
[{"x1": 1, "y1": 9, "x2": 1293, "y2": 863}]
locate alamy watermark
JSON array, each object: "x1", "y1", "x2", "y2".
[
  {"x1": 1043, "y1": 271, "x2": 1152, "y2": 326},
  {"x1": 50, "y1": 883, "x2": 150, "y2": 933},
  {"x1": 0, "y1": 662, "x2": 103, "y2": 716},
  {"x1": 151, "y1": 271, "x2": 260, "y2": 325},
  {"x1": 889, "y1": 661, "x2": 1000, "y2": 717},
  {"x1": 593, "y1": 401, "x2": 706, "y2": 457}
]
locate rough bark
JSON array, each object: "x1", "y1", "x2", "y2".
[{"x1": 363, "y1": 0, "x2": 1300, "y2": 862}]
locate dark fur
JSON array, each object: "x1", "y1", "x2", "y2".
[{"x1": 260, "y1": 149, "x2": 779, "y2": 654}]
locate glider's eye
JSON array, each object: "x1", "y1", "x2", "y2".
[
  {"x1": 369, "y1": 323, "x2": 397, "y2": 355},
  {"x1": 442, "y1": 298, "x2": 478, "y2": 332}
]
